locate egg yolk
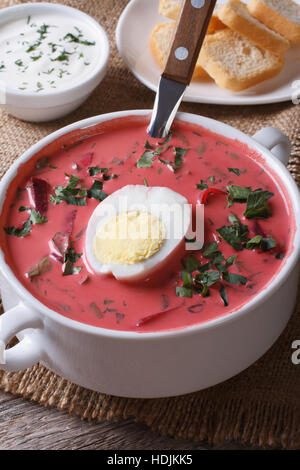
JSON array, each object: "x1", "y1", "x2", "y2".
[{"x1": 93, "y1": 211, "x2": 166, "y2": 265}]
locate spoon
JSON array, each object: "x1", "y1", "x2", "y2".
[{"x1": 148, "y1": 0, "x2": 217, "y2": 138}]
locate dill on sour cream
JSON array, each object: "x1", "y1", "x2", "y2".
[{"x1": 0, "y1": 13, "x2": 100, "y2": 93}]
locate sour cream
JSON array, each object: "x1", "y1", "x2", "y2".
[{"x1": 0, "y1": 13, "x2": 100, "y2": 93}]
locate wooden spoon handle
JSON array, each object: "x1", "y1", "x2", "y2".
[{"x1": 162, "y1": 0, "x2": 217, "y2": 85}]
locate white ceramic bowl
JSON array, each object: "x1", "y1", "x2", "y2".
[
  {"x1": 0, "y1": 110, "x2": 299, "y2": 398},
  {"x1": 0, "y1": 3, "x2": 110, "y2": 122}
]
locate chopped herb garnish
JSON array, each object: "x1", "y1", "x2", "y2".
[
  {"x1": 180, "y1": 270, "x2": 193, "y2": 287},
  {"x1": 26, "y1": 41, "x2": 41, "y2": 53},
  {"x1": 216, "y1": 213, "x2": 249, "y2": 251},
  {"x1": 226, "y1": 255, "x2": 237, "y2": 267},
  {"x1": 226, "y1": 185, "x2": 274, "y2": 219},
  {"x1": 145, "y1": 140, "x2": 153, "y2": 149},
  {"x1": 31, "y1": 53, "x2": 43, "y2": 61},
  {"x1": 176, "y1": 286, "x2": 193, "y2": 298},
  {"x1": 143, "y1": 178, "x2": 149, "y2": 187},
  {"x1": 87, "y1": 180, "x2": 108, "y2": 201},
  {"x1": 177, "y1": 243, "x2": 247, "y2": 303},
  {"x1": 196, "y1": 180, "x2": 208, "y2": 190},
  {"x1": 88, "y1": 166, "x2": 110, "y2": 176},
  {"x1": 63, "y1": 248, "x2": 82, "y2": 276},
  {"x1": 219, "y1": 285, "x2": 229, "y2": 306},
  {"x1": 194, "y1": 270, "x2": 220, "y2": 296},
  {"x1": 50, "y1": 174, "x2": 87, "y2": 206},
  {"x1": 222, "y1": 272, "x2": 247, "y2": 285},
  {"x1": 246, "y1": 235, "x2": 262, "y2": 250},
  {"x1": 182, "y1": 255, "x2": 200, "y2": 273},
  {"x1": 202, "y1": 242, "x2": 221, "y2": 260},
  {"x1": 37, "y1": 24, "x2": 50, "y2": 40},
  {"x1": 4, "y1": 205, "x2": 47, "y2": 237},
  {"x1": 260, "y1": 237, "x2": 277, "y2": 251},
  {"x1": 4, "y1": 219, "x2": 32, "y2": 238},
  {"x1": 227, "y1": 185, "x2": 252, "y2": 202},
  {"x1": 244, "y1": 189, "x2": 273, "y2": 219},
  {"x1": 228, "y1": 168, "x2": 240, "y2": 176},
  {"x1": 64, "y1": 32, "x2": 95, "y2": 46},
  {"x1": 136, "y1": 149, "x2": 161, "y2": 168},
  {"x1": 158, "y1": 131, "x2": 172, "y2": 146},
  {"x1": 51, "y1": 49, "x2": 72, "y2": 62},
  {"x1": 174, "y1": 147, "x2": 189, "y2": 158},
  {"x1": 27, "y1": 256, "x2": 52, "y2": 279}
]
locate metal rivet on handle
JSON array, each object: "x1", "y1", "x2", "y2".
[
  {"x1": 191, "y1": 0, "x2": 205, "y2": 8},
  {"x1": 175, "y1": 47, "x2": 189, "y2": 61}
]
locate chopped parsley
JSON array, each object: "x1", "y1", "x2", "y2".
[
  {"x1": 244, "y1": 189, "x2": 274, "y2": 219},
  {"x1": 37, "y1": 24, "x2": 50, "y2": 40},
  {"x1": 196, "y1": 180, "x2": 208, "y2": 190},
  {"x1": 88, "y1": 167, "x2": 110, "y2": 176},
  {"x1": 176, "y1": 286, "x2": 193, "y2": 298},
  {"x1": 19, "y1": 206, "x2": 47, "y2": 224},
  {"x1": 216, "y1": 214, "x2": 249, "y2": 251},
  {"x1": 63, "y1": 248, "x2": 82, "y2": 276},
  {"x1": 228, "y1": 168, "x2": 240, "y2": 176},
  {"x1": 4, "y1": 219, "x2": 32, "y2": 238},
  {"x1": 220, "y1": 285, "x2": 229, "y2": 307},
  {"x1": 136, "y1": 138, "x2": 188, "y2": 172},
  {"x1": 87, "y1": 180, "x2": 108, "y2": 202},
  {"x1": 177, "y1": 243, "x2": 247, "y2": 304},
  {"x1": 4, "y1": 207, "x2": 47, "y2": 237},
  {"x1": 27, "y1": 256, "x2": 52, "y2": 280},
  {"x1": 158, "y1": 131, "x2": 172, "y2": 146},
  {"x1": 50, "y1": 174, "x2": 87, "y2": 206},
  {"x1": 226, "y1": 185, "x2": 274, "y2": 219},
  {"x1": 137, "y1": 148, "x2": 162, "y2": 168}
]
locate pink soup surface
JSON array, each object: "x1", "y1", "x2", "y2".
[{"x1": 0, "y1": 117, "x2": 295, "y2": 332}]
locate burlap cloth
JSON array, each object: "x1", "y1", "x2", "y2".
[{"x1": 0, "y1": 0, "x2": 299, "y2": 450}]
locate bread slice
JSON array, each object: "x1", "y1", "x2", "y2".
[
  {"x1": 248, "y1": 0, "x2": 300, "y2": 44},
  {"x1": 207, "y1": 15, "x2": 226, "y2": 34},
  {"x1": 218, "y1": 0, "x2": 289, "y2": 56},
  {"x1": 149, "y1": 22, "x2": 210, "y2": 79},
  {"x1": 158, "y1": 0, "x2": 225, "y2": 33},
  {"x1": 158, "y1": 0, "x2": 181, "y2": 20},
  {"x1": 198, "y1": 29, "x2": 284, "y2": 91}
]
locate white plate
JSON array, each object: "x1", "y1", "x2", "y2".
[{"x1": 116, "y1": 0, "x2": 300, "y2": 105}]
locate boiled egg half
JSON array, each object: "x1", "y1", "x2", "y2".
[{"x1": 85, "y1": 185, "x2": 191, "y2": 281}]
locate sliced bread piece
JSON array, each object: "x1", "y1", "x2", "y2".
[
  {"x1": 158, "y1": 0, "x2": 181, "y2": 20},
  {"x1": 248, "y1": 0, "x2": 300, "y2": 44},
  {"x1": 207, "y1": 15, "x2": 226, "y2": 34},
  {"x1": 218, "y1": 0, "x2": 289, "y2": 55},
  {"x1": 198, "y1": 29, "x2": 284, "y2": 91},
  {"x1": 158, "y1": 0, "x2": 225, "y2": 33},
  {"x1": 149, "y1": 22, "x2": 210, "y2": 79}
]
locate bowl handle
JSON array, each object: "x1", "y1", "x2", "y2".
[
  {"x1": 252, "y1": 127, "x2": 291, "y2": 166},
  {"x1": 0, "y1": 303, "x2": 44, "y2": 371}
]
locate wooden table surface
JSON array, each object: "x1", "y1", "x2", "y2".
[{"x1": 0, "y1": 389, "x2": 251, "y2": 450}]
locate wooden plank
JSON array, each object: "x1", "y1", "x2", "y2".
[{"x1": 0, "y1": 390, "x2": 247, "y2": 450}]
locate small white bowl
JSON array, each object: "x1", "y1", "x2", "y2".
[{"x1": 0, "y1": 3, "x2": 110, "y2": 122}]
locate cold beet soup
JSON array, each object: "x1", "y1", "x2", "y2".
[{"x1": 0, "y1": 117, "x2": 295, "y2": 332}]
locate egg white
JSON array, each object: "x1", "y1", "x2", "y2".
[{"x1": 85, "y1": 185, "x2": 191, "y2": 281}]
